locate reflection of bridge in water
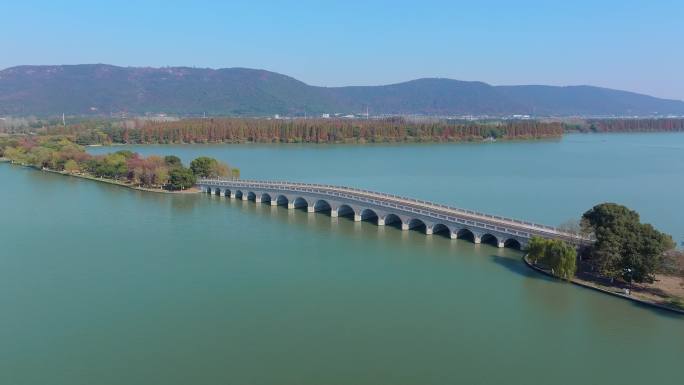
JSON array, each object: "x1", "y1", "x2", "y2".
[{"x1": 198, "y1": 179, "x2": 588, "y2": 250}]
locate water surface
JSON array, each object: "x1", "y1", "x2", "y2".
[{"x1": 1, "y1": 133, "x2": 683, "y2": 385}]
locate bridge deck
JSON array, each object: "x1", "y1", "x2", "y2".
[{"x1": 199, "y1": 178, "x2": 588, "y2": 245}]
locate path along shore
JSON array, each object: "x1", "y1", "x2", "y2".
[{"x1": 523, "y1": 255, "x2": 684, "y2": 315}]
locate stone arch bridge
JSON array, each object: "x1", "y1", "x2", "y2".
[{"x1": 198, "y1": 179, "x2": 588, "y2": 250}]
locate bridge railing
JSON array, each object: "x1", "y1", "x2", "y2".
[{"x1": 198, "y1": 178, "x2": 588, "y2": 242}]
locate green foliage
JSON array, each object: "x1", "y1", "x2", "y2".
[
  {"x1": 544, "y1": 240, "x2": 577, "y2": 280},
  {"x1": 485, "y1": 128, "x2": 503, "y2": 139},
  {"x1": 164, "y1": 155, "x2": 182, "y2": 168},
  {"x1": 87, "y1": 153, "x2": 128, "y2": 178},
  {"x1": 154, "y1": 166, "x2": 169, "y2": 186},
  {"x1": 190, "y1": 156, "x2": 231, "y2": 178},
  {"x1": 582, "y1": 203, "x2": 675, "y2": 283},
  {"x1": 526, "y1": 237, "x2": 548, "y2": 264},
  {"x1": 3, "y1": 146, "x2": 27, "y2": 163},
  {"x1": 190, "y1": 157, "x2": 215, "y2": 177},
  {"x1": 168, "y1": 167, "x2": 196, "y2": 190},
  {"x1": 74, "y1": 129, "x2": 111, "y2": 145},
  {"x1": 115, "y1": 150, "x2": 136, "y2": 159},
  {"x1": 64, "y1": 159, "x2": 79, "y2": 173},
  {"x1": 526, "y1": 237, "x2": 577, "y2": 280}
]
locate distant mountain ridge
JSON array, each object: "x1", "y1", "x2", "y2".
[{"x1": 1, "y1": 64, "x2": 683, "y2": 117}]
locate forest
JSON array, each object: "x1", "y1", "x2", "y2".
[
  {"x1": 565, "y1": 118, "x2": 684, "y2": 133},
  {"x1": 38, "y1": 118, "x2": 564, "y2": 145},
  {"x1": 4, "y1": 117, "x2": 684, "y2": 146}
]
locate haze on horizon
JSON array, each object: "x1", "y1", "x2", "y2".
[{"x1": 2, "y1": 0, "x2": 683, "y2": 100}]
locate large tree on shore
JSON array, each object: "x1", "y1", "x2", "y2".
[
  {"x1": 544, "y1": 240, "x2": 577, "y2": 280},
  {"x1": 582, "y1": 203, "x2": 674, "y2": 283},
  {"x1": 164, "y1": 155, "x2": 182, "y2": 168},
  {"x1": 168, "y1": 167, "x2": 196, "y2": 190},
  {"x1": 526, "y1": 237, "x2": 577, "y2": 280},
  {"x1": 190, "y1": 156, "x2": 231, "y2": 178}
]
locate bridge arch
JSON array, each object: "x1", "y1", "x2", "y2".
[
  {"x1": 275, "y1": 195, "x2": 289, "y2": 206},
  {"x1": 213, "y1": 188, "x2": 222, "y2": 195},
  {"x1": 314, "y1": 200, "x2": 332, "y2": 214},
  {"x1": 336, "y1": 204, "x2": 355, "y2": 218},
  {"x1": 408, "y1": 218, "x2": 427, "y2": 233},
  {"x1": 234, "y1": 190, "x2": 243, "y2": 199},
  {"x1": 432, "y1": 223, "x2": 451, "y2": 238},
  {"x1": 456, "y1": 228, "x2": 475, "y2": 242},
  {"x1": 360, "y1": 208, "x2": 379, "y2": 224},
  {"x1": 480, "y1": 233, "x2": 499, "y2": 247},
  {"x1": 382, "y1": 213, "x2": 402, "y2": 228},
  {"x1": 247, "y1": 191, "x2": 257, "y2": 201},
  {"x1": 224, "y1": 189, "x2": 231, "y2": 197},
  {"x1": 260, "y1": 193, "x2": 272, "y2": 204},
  {"x1": 504, "y1": 238, "x2": 522, "y2": 250},
  {"x1": 292, "y1": 197, "x2": 309, "y2": 210}
]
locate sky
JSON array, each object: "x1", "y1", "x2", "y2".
[{"x1": 1, "y1": 0, "x2": 683, "y2": 100}]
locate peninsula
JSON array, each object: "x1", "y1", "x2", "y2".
[{"x1": 0, "y1": 135, "x2": 238, "y2": 191}]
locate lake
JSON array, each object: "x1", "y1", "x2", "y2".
[{"x1": 1, "y1": 133, "x2": 683, "y2": 384}]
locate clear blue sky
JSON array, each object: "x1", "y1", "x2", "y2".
[{"x1": 2, "y1": 0, "x2": 682, "y2": 99}]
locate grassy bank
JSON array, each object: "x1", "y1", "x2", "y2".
[{"x1": 524, "y1": 255, "x2": 684, "y2": 314}]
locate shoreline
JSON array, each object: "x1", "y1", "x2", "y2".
[
  {"x1": 83, "y1": 135, "x2": 562, "y2": 147},
  {"x1": 81, "y1": 131, "x2": 684, "y2": 149},
  {"x1": 522, "y1": 255, "x2": 684, "y2": 315}
]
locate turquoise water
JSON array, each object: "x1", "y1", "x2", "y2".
[
  {"x1": 91, "y1": 133, "x2": 684, "y2": 243},
  {"x1": 1, "y1": 133, "x2": 683, "y2": 385}
]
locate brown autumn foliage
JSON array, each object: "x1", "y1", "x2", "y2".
[{"x1": 45, "y1": 117, "x2": 564, "y2": 144}]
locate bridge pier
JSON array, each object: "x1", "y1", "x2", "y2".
[
  {"x1": 330, "y1": 209, "x2": 338, "y2": 217},
  {"x1": 219, "y1": 190, "x2": 225, "y2": 197},
  {"x1": 450, "y1": 232, "x2": 458, "y2": 239},
  {"x1": 270, "y1": 200, "x2": 277, "y2": 206},
  {"x1": 377, "y1": 218, "x2": 385, "y2": 226},
  {"x1": 425, "y1": 227, "x2": 433, "y2": 235},
  {"x1": 497, "y1": 240, "x2": 505, "y2": 248},
  {"x1": 354, "y1": 214, "x2": 362, "y2": 222},
  {"x1": 401, "y1": 222, "x2": 409, "y2": 230},
  {"x1": 287, "y1": 202, "x2": 295, "y2": 209},
  {"x1": 255, "y1": 197, "x2": 262, "y2": 203},
  {"x1": 229, "y1": 192, "x2": 236, "y2": 199},
  {"x1": 241, "y1": 194, "x2": 248, "y2": 201},
  {"x1": 307, "y1": 206, "x2": 315, "y2": 213},
  {"x1": 473, "y1": 235, "x2": 481, "y2": 244}
]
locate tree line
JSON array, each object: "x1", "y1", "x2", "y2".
[
  {"x1": 11, "y1": 117, "x2": 684, "y2": 143},
  {"x1": 41, "y1": 118, "x2": 564, "y2": 145},
  {"x1": 0, "y1": 136, "x2": 238, "y2": 190},
  {"x1": 564, "y1": 118, "x2": 684, "y2": 133}
]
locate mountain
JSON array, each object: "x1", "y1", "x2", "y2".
[{"x1": 1, "y1": 64, "x2": 683, "y2": 117}]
